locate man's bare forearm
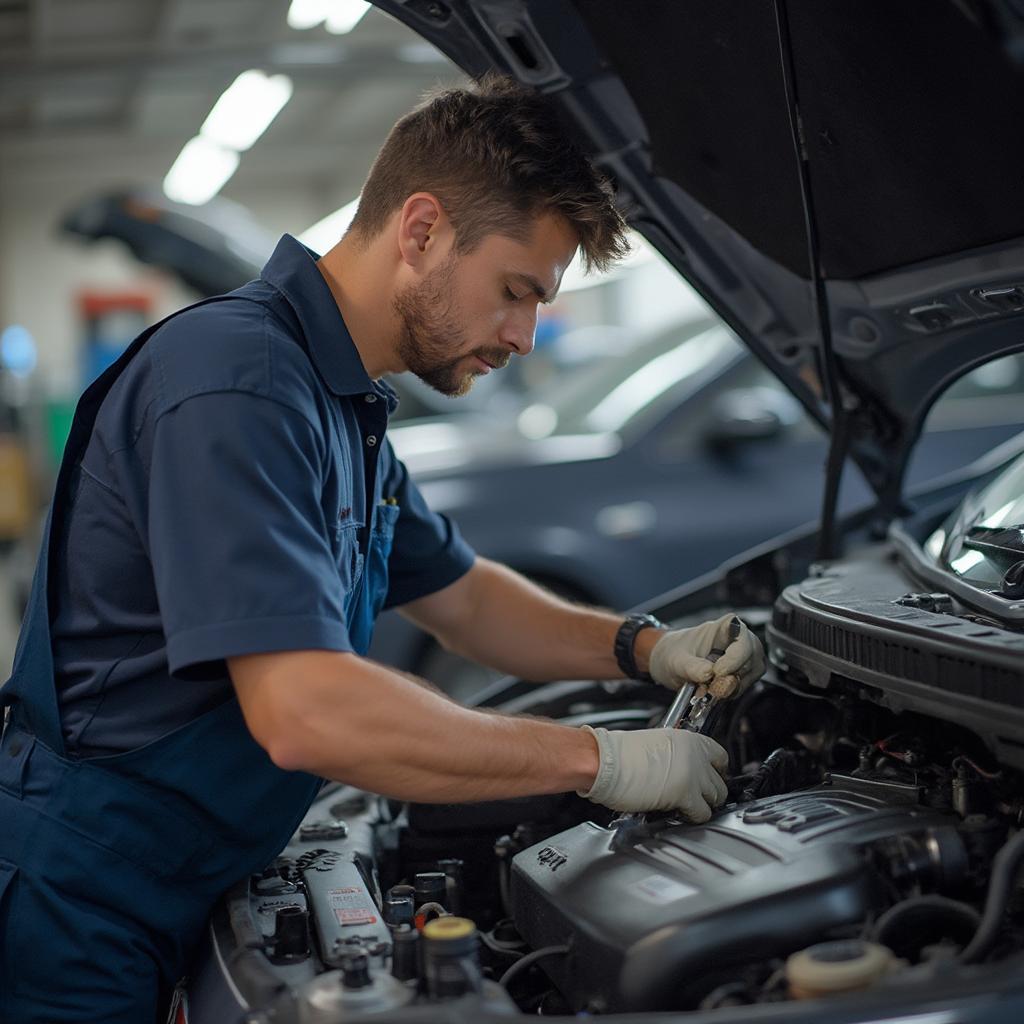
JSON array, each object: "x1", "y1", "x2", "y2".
[
  {"x1": 405, "y1": 559, "x2": 664, "y2": 682},
  {"x1": 230, "y1": 649, "x2": 601, "y2": 802}
]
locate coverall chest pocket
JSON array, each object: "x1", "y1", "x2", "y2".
[{"x1": 367, "y1": 502, "x2": 399, "y2": 619}]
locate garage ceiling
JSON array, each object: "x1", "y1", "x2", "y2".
[{"x1": 0, "y1": 0, "x2": 464, "y2": 202}]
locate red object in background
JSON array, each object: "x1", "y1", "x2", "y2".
[{"x1": 77, "y1": 291, "x2": 152, "y2": 319}]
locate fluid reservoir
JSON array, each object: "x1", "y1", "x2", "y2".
[
  {"x1": 422, "y1": 917, "x2": 482, "y2": 999},
  {"x1": 786, "y1": 940, "x2": 900, "y2": 999}
]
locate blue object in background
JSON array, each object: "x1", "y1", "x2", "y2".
[
  {"x1": 78, "y1": 297, "x2": 151, "y2": 391},
  {"x1": 0, "y1": 325, "x2": 38, "y2": 379},
  {"x1": 534, "y1": 310, "x2": 568, "y2": 351}
]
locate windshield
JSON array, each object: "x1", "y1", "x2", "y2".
[
  {"x1": 514, "y1": 320, "x2": 741, "y2": 439},
  {"x1": 924, "y1": 452, "x2": 1024, "y2": 591}
]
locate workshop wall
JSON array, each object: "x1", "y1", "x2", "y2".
[{"x1": 0, "y1": 177, "x2": 325, "y2": 398}]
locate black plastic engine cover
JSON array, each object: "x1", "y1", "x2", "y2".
[{"x1": 510, "y1": 779, "x2": 953, "y2": 1012}]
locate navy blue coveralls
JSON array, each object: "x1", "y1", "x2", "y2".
[{"x1": 0, "y1": 235, "x2": 474, "y2": 1022}]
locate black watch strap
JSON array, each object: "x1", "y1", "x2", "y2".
[{"x1": 614, "y1": 613, "x2": 666, "y2": 682}]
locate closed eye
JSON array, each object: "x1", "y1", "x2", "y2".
[{"x1": 504, "y1": 286, "x2": 522, "y2": 301}]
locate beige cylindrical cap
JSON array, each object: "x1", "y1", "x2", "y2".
[{"x1": 787, "y1": 940, "x2": 899, "y2": 1000}]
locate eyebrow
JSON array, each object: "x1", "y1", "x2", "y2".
[{"x1": 513, "y1": 272, "x2": 556, "y2": 304}]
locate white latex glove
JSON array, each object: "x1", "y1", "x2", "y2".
[
  {"x1": 577, "y1": 725, "x2": 729, "y2": 822},
  {"x1": 648, "y1": 612, "x2": 766, "y2": 699}
]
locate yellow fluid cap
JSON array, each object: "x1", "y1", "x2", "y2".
[{"x1": 422, "y1": 916, "x2": 476, "y2": 941}]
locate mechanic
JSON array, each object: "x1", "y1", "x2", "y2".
[{"x1": 0, "y1": 75, "x2": 765, "y2": 1022}]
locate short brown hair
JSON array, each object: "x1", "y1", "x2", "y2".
[{"x1": 348, "y1": 73, "x2": 629, "y2": 273}]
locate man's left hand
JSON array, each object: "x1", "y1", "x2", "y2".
[{"x1": 648, "y1": 613, "x2": 766, "y2": 699}]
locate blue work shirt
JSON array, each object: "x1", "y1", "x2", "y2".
[{"x1": 51, "y1": 234, "x2": 476, "y2": 756}]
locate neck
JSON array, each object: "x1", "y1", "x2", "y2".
[{"x1": 316, "y1": 234, "x2": 403, "y2": 379}]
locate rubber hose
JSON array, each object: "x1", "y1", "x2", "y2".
[
  {"x1": 960, "y1": 829, "x2": 1024, "y2": 964},
  {"x1": 499, "y1": 944, "x2": 570, "y2": 990},
  {"x1": 873, "y1": 895, "x2": 981, "y2": 960}
]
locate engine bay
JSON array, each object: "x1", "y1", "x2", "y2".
[{"x1": 190, "y1": 542, "x2": 1024, "y2": 1022}]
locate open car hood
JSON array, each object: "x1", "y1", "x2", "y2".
[
  {"x1": 62, "y1": 190, "x2": 274, "y2": 297},
  {"x1": 373, "y1": 0, "x2": 1024, "y2": 520}
]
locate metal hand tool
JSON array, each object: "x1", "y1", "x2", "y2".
[
  {"x1": 611, "y1": 617, "x2": 741, "y2": 841},
  {"x1": 657, "y1": 615, "x2": 741, "y2": 733}
]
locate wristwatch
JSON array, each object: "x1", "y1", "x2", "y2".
[{"x1": 614, "y1": 613, "x2": 666, "y2": 682}]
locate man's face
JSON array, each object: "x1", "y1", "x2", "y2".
[{"x1": 392, "y1": 212, "x2": 578, "y2": 397}]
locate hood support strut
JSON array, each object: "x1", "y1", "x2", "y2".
[{"x1": 773, "y1": 0, "x2": 850, "y2": 561}]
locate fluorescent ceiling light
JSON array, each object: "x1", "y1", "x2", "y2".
[
  {"x1": 287, "y1": 0, "x2": 370, "y2": 34},
  {"x1": 299, "y1": 198, "x2": 360, "y2": 254},
  {"x1": 163, "y1": 136, "x2": 240, "y2": 206},
  {"x1": 201, "y1": 70, "x2": 293, "y2": 152},
  {"x1": 325, "y1": 0, "x2": 371, "y2": 34},
  {"x1": 163, "y1": 69, "x2": 290, "y2": 207},
  {"x1": 287, "y1": 0, "x2": 328, "y2": 30}
]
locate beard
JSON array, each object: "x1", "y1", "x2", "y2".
[{"x1": 392, "y1": 256, "x2": 510, "y2": 397}]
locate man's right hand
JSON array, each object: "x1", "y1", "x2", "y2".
[{"x1": 577, "y1": 726, "x2": 729, "y2": 823}]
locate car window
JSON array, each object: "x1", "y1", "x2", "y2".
[
  {"x1": 905, "y1": 352, "x2": 1024, "y2": 489},
  {"x1": 514, "y1": 320, "x2": 741, "y2": 439},
  {"x1": 921, "y1": 353, "x2": 1024, "y2": 431},
  {"x1": 651, "y1": 355, "x2": 821, "y2": 461}
]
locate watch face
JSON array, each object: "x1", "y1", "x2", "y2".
[{"x1": 615, "y1": 614, "x2": 660, "y2": 680}]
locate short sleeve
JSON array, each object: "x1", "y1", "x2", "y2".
[
  {"x1": 379, "y1": 442, "x2": 476, "y2": 610},
  {"x1": 147, "y1": 391, "x2": 354, "y2": 678}
]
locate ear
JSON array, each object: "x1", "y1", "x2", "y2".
[{"x1": 397, "y1": 192, "x2": 447, "y2": 268}]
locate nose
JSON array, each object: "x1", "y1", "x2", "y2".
[{"x1": 500, "y1": 304, "x2": 538, "y2": 357}]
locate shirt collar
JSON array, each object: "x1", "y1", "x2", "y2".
[{"x1": 259, "y1": 234, "x2": 398, "y2": 410}]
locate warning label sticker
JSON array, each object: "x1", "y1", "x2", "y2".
[
  {"x1": 631, "y1": 873, "x2": 698, "y2": 903},
  {"x1": 328, "y1": 887, "x2": 378, "y2": 927}
]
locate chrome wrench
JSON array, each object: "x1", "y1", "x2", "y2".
[
  {"x1": 612, "y1": 616, "x2": 741, "y2": 836},
  {"x1": 657, "y1": 615, "x2": 740, "y2": 733}
]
